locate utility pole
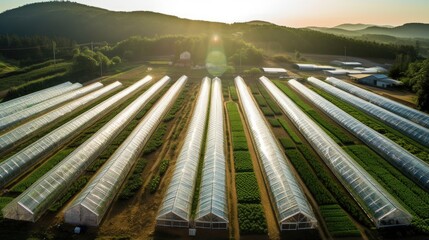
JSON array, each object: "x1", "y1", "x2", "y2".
[{"x1": 53, "y1": 41, "x2": 56, "y2": 65}]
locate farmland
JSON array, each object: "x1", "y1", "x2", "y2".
[{"x1": 0, "y1": 62, "x2": 428, "y2": 240}]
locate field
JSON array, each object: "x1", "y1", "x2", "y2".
[{"x1": 0, "y1": 63, "x2": 428, "y2": 240}]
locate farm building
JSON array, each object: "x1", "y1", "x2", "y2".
[
  {"x1": 261, "y1": 67, "x2": 288, "y2": 78},
  {"x1": 331, "y1": 61, "x2": 363, "y2": 68},
  {"x1": 349, "y1": 74, "x2": 402, "y2": 88},
  {"x1": 294, "y1": 64, "x2": 336, "y2": 71},
  {"x1": 176, "y1": 51, "x2": 191, "y2": 67}
]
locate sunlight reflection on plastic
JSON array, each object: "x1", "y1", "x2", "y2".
[{"x1": 205, "y1": 35, "x2": 227, "y2": 77}]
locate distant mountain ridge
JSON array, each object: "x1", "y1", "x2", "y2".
[
  {"x1": 310, "y1": 23, "x2": 429, "y2": 39},
  {"x1": 0, "y1": 2, "x2": 417, "y2": 60}
]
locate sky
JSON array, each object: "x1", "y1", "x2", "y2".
[{"x1": 1, "y1": 0, "x2": 428, "y2": 27}]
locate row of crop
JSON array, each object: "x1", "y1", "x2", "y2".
[
  {"x1": 120, "y1": 82, "x2": 191, "y2": 199},
  {"x1": 226, "y1": 101, "x2": 268, "y2": 235},
  {"x1": 274, "y1": 81, "x2": 355, "y2": 145},
  {"x1": 344, "y1": 145, "x2": 429, "y2": 219},
  {"x1": 296, "y1": 144, "x2": 372, "y2": 227},
  {"x1": 3, "y1": 86, "x2": 140, "y2": 198},
  {"x1": 148, "y1": 159, "x2": 170, "y2": 194},
  {"x1": 320, "y1": 205, "x2": 361, "y2": 238},
  {"x1": 310, "y1": 85, "x2": 429, "y2": 162},
  {"x1": 237, "y1": 204, "x2": 268, "y2": 234},
  {"x1": 284, "y1": 149, "x2": 336, "y2": 205},
  {"x1": 257, "y1": 83, "x2": 282, "y2": 115},
  {"x1": 266, "y1": 80, "x2": 372, "y2": 226}
]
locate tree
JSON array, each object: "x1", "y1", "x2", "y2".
[{"x1": 401, "y1": 59, "x2": 429, "y2": 111}]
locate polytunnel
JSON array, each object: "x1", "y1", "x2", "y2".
[
  {"x1": 194, "y1": 77, "x2": 228, "y2": 229},
  {"x1": 0, "y1": 81, "x2": 124, "y2": 188},
  {"x1": 236, "y1": 76, "x2": 317, "y2": 231},
  {"x1": 0, "y1": 79, "x2": 125, "y2": 154},
  {"x1": 0, "y1": 77, "x2": 153, "y2": 189},
  {"x1": 326, "y1": 77, "x2": 429, "y2": 129},
  {"x1": 260, "y1": 76, "x2": 412, "y2": 228},
  {"x1": 307, "y1": 77, "x2": 429, "y2": 147},
  {"x1": 289, "y1": 79, "x2": 429, "y2": 192},
  {"x1": 0, "y1": 82, "x2": 103, "y2": 131},
  {"x1": 64, "y1": 76, "x2": 187, "y2": 226},
  {"x1": 2, "y1": 76, "x2": 170, "y2": 222},
  {"x1": 156, "y1": 77, "x2": 211, "y2": 228},
  {"x1": 0, "y1": 81, "x2": 74, "y2": 110},
  {"x1": 0, "y1": 82, "x2": 82, "y2": 118}
]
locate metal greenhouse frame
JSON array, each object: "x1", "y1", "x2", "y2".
[
  {"x1": 0, "y1": 82, "x2": 103, "y2": 131},
  {"x1": 195, "y1": 77, "x2": 228, "y2": 229},
  {"x1": 0, "y1": 82, "x2": 82, "y2": 118},
  {"x1": 156, "y1": 77, "x2": 211, "y2": 228},
  {"x1": 64, "y1": 76, "x2": 187, "y2": 226},
  {"x1": 236, "y1": 76, "x2": 317, "y2": 231},
  {"x1": 0, "y1": 77, "x2": 153, "y2": 188},
  {"x1": 260, "y1": 76, "x2": 412, "y2": 228},
  {"x1": 326, "y1": 77, "x2": 429, "y2": 129},
  {"x1": 307, "y1": 77, "x2": 429, "y2": 147},
  {"x1": 289, "y1": 79, "x2": 429, "y2": 192},
  {"x1": 2, "y1": 76, "x2": 170, "y2": 222},
  {"x1": 0, "y1": 81, "x2": 75, "y2": 110}
]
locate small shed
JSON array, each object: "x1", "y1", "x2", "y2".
[
  {"x1": 262, "y1": 67, "x2": 288, "y2": 78},
  {"x1": 295, "y1": 64, "x2": 336, "y2": 71},
  {"x1": 176, "y1": 51, "x2": 191, "y2": 67},
  {"x1": 331, "y1": 61, "x2": 363, "y2": 68},
  {"x1": 350, "y1": 74, "x2": 402, "y2": 88}
]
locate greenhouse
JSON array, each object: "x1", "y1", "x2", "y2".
[
  {"x1": 260, "y1": 76, "x2": 412, "y2": 228},
  {"x1": 0, "y1": 81, "x2": 122, "y2": 154},
  {"x1": 0, "y1": 82, "x2": 103, "y2": 131},
  {"x1": 308, "y1": 77, "x2": 429, "y2": 147},
  {"x1": 0, "y1": 82, "x2": 82, "y2": 118},
  {"x1": 0, "y1": 77, "x2": 153, "y2": 188},
  {"x1": 289, "y1": 79, "x2": 429, "y2": 192},
  {"x1": 64, "y1": 76, "x2": 187, "y2": 226},
  {"x1": 326, "y1": 77, "x2": 429, "y2": 129},
  {"x1": 0, "y1": 81, "x2": 75, "y2": 110},
  {"x1": 156, "y1": 77, "x2": 211, "y2": 228},
  {"x1": 195, "y1": 77, "x2": 228, "y2": 229},
  {"x1": 236, "y1": 76, "x2": 317, "y2": 231},
  {"x1": 2, "y1": 77, "x2": 169, "y2": 222}
]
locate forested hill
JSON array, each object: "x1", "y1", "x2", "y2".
[
  {"x1": 0, "y1": 2, "x2": 417, "y2": 59},
  {"x1": 0, "y1": 2, "x2": 227, "y2": 42}
]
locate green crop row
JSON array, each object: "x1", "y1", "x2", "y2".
[
  {"x1": 10, "y1": 148, "x2": 74, "y2": 193},
  {"x1": 296, "y1": 144, "x2": 373, "y2": 227},
  {"x1": 119, "y1": 158, "x2": 148, "y2": 199},
  {"x1": 229, "y1": 86, "x2": 238, "y2": 101},
  {"x1": 254, "y1": 95, "x2": 267, "y2": 107},
  {"x1": 268, "y1": 118, "x2": 281, "y2": 127},
  {"x1": 278, "y1": 118, "x2": 302, "y2": 144},
  {"x1": 278, "y1": 137, "x2": 295, "y2": 150},
  {"x1": 143, "y1": 123, "x2": 168, "y2": 155},
  {"x1": 234, "y1": 151, "x2": 253, "y2": 172},
  {"x1": 285, "y1": 149, "x2": 336, "y2": 205},
  {"x1": 320, "y1": 204, "x2": 361, "y2": 238},
  {"x1": 311, "y1": 86, "x2": 429, "y2": 162},
  {"x1": 48, "y1": 176, "x2": 89, "y2": 212},
  {"x1": 236, "y1": 172, "x2": 261, "y2": 203},
  {"x1": 261, "y1": 106, "x2": 275, "y2": 116},
  {"x1": 344, "y1": 145, "x2": 429, "y2": 219},
  {"x1": 237, "y1": 204, "x2": 268, "y2": 234}
]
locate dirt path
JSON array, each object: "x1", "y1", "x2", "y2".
[
  {"x1": 224, "y1": 101, "x2": 240, "y2": 240},
  {"x1": 235, "y1": 98, "x2": 280, "y2": 240}
]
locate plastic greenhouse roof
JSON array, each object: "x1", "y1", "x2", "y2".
[
  {"x1": 260, "y1": 76, "x2": 412, "y2": 228},
  {"x1": 236, "y1": 76, "x2": 317, "y2": 230},
  {"x1": 157, "y1": 77, "x2": 211, "y2": 225}
]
